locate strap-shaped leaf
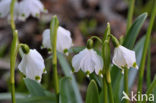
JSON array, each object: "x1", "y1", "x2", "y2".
[
  {"x1": 17, "y1": 96, "x2": 56, "y2": 103},
  {"x1": 86, "y1": 80, "x2": 99, "y2": 103},
  {"x1": 0, "y1": 93, "x2": 56, "y2": 103},
  {"x1": 24, "y1": 78, "x2": 46, "y2": 96},
  {"x1": 123, "y1": 13, "x2": 147, "y2": 49},
  {"x1": 58, "y1": 53, "x2": 83, "y2": 103},
  {"x1": 59, "y1": 77, "x2": 78, "y2": 103}
]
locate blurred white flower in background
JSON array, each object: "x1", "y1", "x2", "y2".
[
  {"x1": 72, "y1": 48, "x2": 103, "y2": 77},
  {"x1": 18, "y1": 0, "x2": 46, "y2": 21},
  {"x1": 42, "y1": 26, "x2": 73, "y2": 54},
  {"x1": 0, "y1": 0, "x2": 46, "y2": 21},
  {"x1": 18, "y1": 49, "x2": 46, "y2": 82},
  {"x1": 112, "y1": 45, "x2": 138, "y2": 74},
  {"x1": 0, "y1": 0, "x2": 19, "y2": 19}
]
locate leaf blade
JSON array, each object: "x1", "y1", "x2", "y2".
[{"x1": 86, "y1": 80, "x2": 99, "y2": 103}]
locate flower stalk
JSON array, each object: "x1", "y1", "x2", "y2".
[
  {"x1": 50, "y1": 16, "x2": 59, "y2": 103},
  {"x1": 10, "y1": 0, "x2": 18, "y2": 103},
  {"x1": 103, "y1": 77, "x2": 108, "y2": 103},
  {"x1": 124, "y1": 67, "x2": 129, "y2": 103}
]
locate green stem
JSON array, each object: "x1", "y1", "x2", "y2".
[
  {"x1": 124, "y1": 67, "x2": 129, "y2": 103},
  {"x1": 103, "y1": 76, "x2": 107, "y2": 103},
  {"x1": 10, "y1": 0, "x2": 18, "y2": 103},
  {"x1": 106, "y1": 70, "x2": 114, "y2": 103},
  {"x1": 146, "y1": 43, "x2": 151, "y2": 88},
  {"x1": 126, "y1": 0, "x2": 135, "y2": 33},
  {"x1": 108, "y1": 83, "x2": 114, "y2": 103},
  {"x1": 137, "y1": 0, "x2": 156, "y2": 98},
  {"x1": 50, "y1": 16, "x2": 59, "y2": 103},
  {"x1": 10, "y1": 33, "x2": 18, "y2": 103}
]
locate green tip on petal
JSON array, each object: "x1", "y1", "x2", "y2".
[
  {"x1": 98, "y1": 70, "x2": 103, "y2": 78},
  {"x1": 43, "y1": 68, "x2": 47, "y2": 73},
  {"x1": 47, "y1": 48, "x2": 52, "y2": 53},
  {"x1": 86, "y1": 71, "x2": 90, "y2": 77},
  {"x1": 35, "y1": 76, "x2": 40, "y2": 81},
  {"x1": 133, "y1": 62, "x2": 138, "y2": 69},
  {"x1": 36, "y1": 13, "x2": 39, "y2": 17},
  {"x1": 64, "y1": 49, "x2": 69, "y2": 55},
  {"x1": 121, "y1": 69, "x2": 124, "y2": 74},
  {"x1": 22, "y1": 13, "x2": 25, "y2": 17}
]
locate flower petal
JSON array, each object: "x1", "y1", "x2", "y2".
[{"x1": 42, "y1": 29, "x2": 51, "y2": 48}]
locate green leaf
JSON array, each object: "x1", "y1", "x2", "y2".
[
  {"x1": 146, "y1": 75, "x2": 156, "y2": 95},
  {"x1": 57, "y1": 53, "x2": 83, "y2": 103},
  {"x1": 0, "y1": 93, "x2": 56, "y2": 103},
  {"x1": 17, "y1": 96, "x2": 56, "y2": 103},
  {"x1": 146, "y1": 44, "x2": 151, "y2": 88},
  {"x1": 0, "y1": 93, "x2": 26, "y2": 100},
  {"x1": 127, "y1": 36, "x2": 145, "y2": 89},
  {"x1": 143, "y1": 75, "x2": 156, "y2": 103},
  {"x1": 153, "y1": 87, "x2": 156, "y2": 102},
  {"x1": 86, "y1": 80, "x2": 99, "y2": 103},
  {"x1": 123, "y1": 13, "x2": 147, "y2": 49},
  {"x1": 24, "y1": 78, "x2": 46, "y2": 96},
  {"x1": 68, "y1": 47, "x2": 85, "y2": 54},
  {"x1": 59, "y1": 77, "x2": 78, "y2": 103}
]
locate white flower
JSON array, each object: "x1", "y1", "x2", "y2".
[
  {"x1": 112, "y1": 45, "x2": 138, "y2": 73},
  {"x1": 18, "y1": 49, "x2": 45, "y2": 82},
  {"x1": 72, "y1": 48, "x2": 103, "y2": 76},
  {"x1": 0, "y1": 0, "x2": 19, "y2": 19},
  {"x1": 18, "y1": 0, "x2": 45, "y2": 21},
  {"x1": 42, "y1": 26, "x2": 73, "y2": 53}
]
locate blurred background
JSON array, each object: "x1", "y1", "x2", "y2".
[{"x1": 0, "y1": 0, "x2": 156, "y2": 102}]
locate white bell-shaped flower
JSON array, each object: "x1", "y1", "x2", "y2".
[
  {"x1": 112, "y1": 45, "x2": 138, "y2": 73},
  {"x1": 72, "y1": 48, "x2": 103, "y2": 76},
  {"x1": 18, "y1": 49, "x2": 45, "y2": 82},
  {"x1": 0, "y1": 0, "x2": 19, "y2": 19},
  {"x1": 18, "y1": 0, "x2": 45, "y2": 21},
  {"x1": 42, "y1": 26, "x2": 73, "y2": 53}
]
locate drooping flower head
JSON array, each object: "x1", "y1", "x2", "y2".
[
  {"x1": 42, "y1": 26, "x2": 73, "y2": 54},
  {"x1": 110, "y1": 34, "x2": 138, "y2": 74},
  {"x1": 18, "y1": 49, "x2": 46, "y2": 82},
  {"x1": 112, "y1": 45, "x2": 138, "y2": 73},
  {"x1": 72, "y1": 48, "x2": 103, "y2": 77},
  {"x1": 18, "y1": 0, "x2": 46, "y2": 21}
]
